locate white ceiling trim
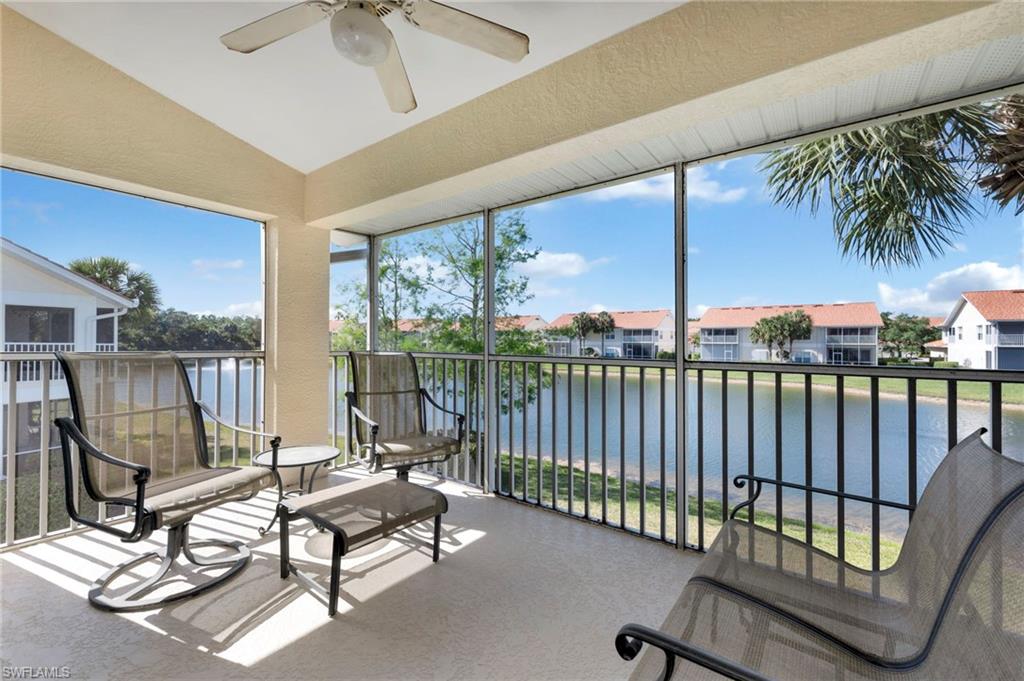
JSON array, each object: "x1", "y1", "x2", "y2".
[{"x1": 341, "y1": 34, "x2": 1024, "y2": 235}]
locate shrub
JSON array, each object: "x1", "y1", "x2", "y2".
[
  {"x1": 657, "y1": 351, "x2": 676, "y2": 360},
  {"x1": 933, "y1": 360, "x2": 959, "y2": 368}
]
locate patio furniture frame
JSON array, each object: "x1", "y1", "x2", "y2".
[
  {"x1": 345, "y1": 351, "x2": 465, "y2": 480},
  {"x1": 278, "y1": 476, "x2": 447, "y2": 616},
  {"x1": 54, "y1": 352, "x2": 281, "y2": 612},
  {"x1": 616, "y1": 428, "x2": 1024, "y2": 680}
]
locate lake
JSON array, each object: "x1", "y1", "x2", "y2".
[{"x1": 481, "y1": 369, "x2": 1024, "y2": 532}]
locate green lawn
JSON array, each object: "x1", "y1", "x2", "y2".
[
  {"x1": 693, "y1": 370, "x2": 1024, "y2": 405},
  {"x1": 542, "y1": 366, "x2": 1023, "y2": 405},
  {"x1": 497, "y1": 452, "x2": 901, "y2": 570}
]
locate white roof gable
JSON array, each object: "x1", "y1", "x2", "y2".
[{"x1": 1, "y1": 237, "x2": 138, "y2": 308}]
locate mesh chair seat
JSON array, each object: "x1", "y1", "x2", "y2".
[
  {"x1": 144, "y1": 465, "x2": 273, "y2": 528},
  {"x1": 373, "y1": 434, "x2": 462, "y2": 468},
  {"x1": 347, "y1": 352, "x2": 464, "y2": 475},
  {"x1": 54, "y1": 352, "x2": 280, "y2": 612},
  {"x1": 624, "y1": 431, "x2": 1024, "y2": 680}
]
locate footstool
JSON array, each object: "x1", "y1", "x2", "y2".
[{"x1": 278, "y1": 476, "x2": 448, "y2": 616}]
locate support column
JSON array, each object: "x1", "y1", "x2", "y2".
[
  {"x1": 264, "y1": 216, "x2": 330, "y2": 448},
  {"x1": 367, "y1": 234, "x2": 379, "y2": 352},
  {"x1": 483, "y1": 208, "x2": 496, "y2": 494},
  {"x1": 674, "y1": 162, "x2": 687, "y2": 549}
]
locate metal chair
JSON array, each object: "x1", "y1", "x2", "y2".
[
  {"x1": 54, "y1": 352, "x2": 280, "y2": 612},
  {"x1": 617, "y1": 429, "x2": 1024, "y2": 680},
  {"x1": 346, "y1": 351, "x2": 464, "y2": 480}
]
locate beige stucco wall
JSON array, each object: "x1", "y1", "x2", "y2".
[
  {"x1": 304, "y1": 0, "x2": 993, "y2": 228},
  {"x1": 1, "y1": 1, "x2": 1014, "y2": 444},
  {"x1": 1, "y1": 6, "x2": 328, "y2": 447}
]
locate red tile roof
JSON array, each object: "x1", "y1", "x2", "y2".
[
  {"x1": 927, "y1": 316, "x2": 946, "y2": 328},
  {"x1": 699, "y1": 302, "x2": 881, "y2": 328},
  {"x1": 547, "y1": 309, "x2": 673, "y2": 330},
  {"x1": 962, "y1": 290, "x2": 1024, "y2": 321},
  {"x1": 495, "y1": 315, "x2": 546, "y2": 331},
  {"x1": 925, "y1": 339, "x2": 947, "y2": 348}
]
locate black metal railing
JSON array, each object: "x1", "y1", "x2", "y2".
[{"x1": 685, "y1": 361, "x2": 1022, "y2": 570}]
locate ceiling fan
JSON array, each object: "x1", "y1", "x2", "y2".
[{"x1": 220, "y1": 0, "x2": 530, "y2": 114}]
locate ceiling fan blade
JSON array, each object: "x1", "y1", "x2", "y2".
[
  {"x1": 220, "y1": 1, "x2": 331, "y2": 53},
  {"x1": 375, "y1": 41, "x2": 417, "y2": 113},
  {"x1": 403, "y1": 0, "x2": 529, "y2": 63}
]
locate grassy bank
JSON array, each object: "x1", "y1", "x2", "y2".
[
  {"x1": 497, "y1": 453, "x2": 901, "y2": 570},
  {"x1": 540, "y1": 365, "x2": 1023, "y2": 405}
]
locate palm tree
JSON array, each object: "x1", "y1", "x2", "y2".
[
  {"x1": 979, "y1": 95, "x2": 1024, "y2": 215},
  {"x1": 760, "y1": 98, "x2": 1023, "y2": 269},
  {"x1": 571, "y1": 312, "x2": 596, "y2": 356},
  {"x1": 594, "y1": 311, "x2": 616, "y2": 356},
  {"x1": 68, "y1": 256, "x2": 161, "y2": 318}
]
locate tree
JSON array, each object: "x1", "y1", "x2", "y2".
[
  {"x1": 749, "y1": 310, "x2": 812, "y2": 361},
  {"x1": 68, "y1": 256, "x2": 161, "y2": 330},
  {"x1": 594, "y1": 311, "x2": 616, "y2": 356},
  {"x1": 979, "y1": 95, "x2": 1024, "y2": 215},
  {"x1": 750, "y1": 315, "x2": 784, "y2": 361},
  {"x1": 779, "y1": 310, "x2": 812, "y2": 360},
  {"x1": 571, "y1": 312, "x2": 597, "y2": 355},
  {"x1": 376, "y1": 239, "x2": 423, "y2": 351},
  {"x1": 879, "y1": 312, "x2": 940, "y2": 359},
  {"x1": 119, "y1": 308, "x2": 260, "y2": 351},
  {"x1": 760, "y1": 100, "x2": 1014, "y2": 269}
]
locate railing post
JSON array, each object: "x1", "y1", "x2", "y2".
[
  {"x1": 674, "y1": 161, "x2": 687, "y2": 548},
  {"x1": 483, "y1": 208, "x2": 496, "y2": 494}
]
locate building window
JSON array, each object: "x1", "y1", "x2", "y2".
[
  {"x1": 4, "y1": 305, "x2": 74, "y2": 345},
  {"x1": 958, "y1": 327, "x2": 963, "y2": 340},
  {"x1": 977, "y1": 325, "x2": 983, "y2": 340},
  {"x1": 604, "y1": 332, "x2": 615, "y2": 340}
]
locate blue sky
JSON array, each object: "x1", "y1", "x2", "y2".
[
  {"x1": 6, "y1": 158, "x2": 1022, "y2": 327},
  {"x1": 2, "y1": 168, "x2": 264, "y2": 317},
  {"x1": 499, "y1": 155, "x2": 1024, "y2": 322}
]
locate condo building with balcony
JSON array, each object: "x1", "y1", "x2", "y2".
[
  {"x1": 544, "y1": 309, "x2": 675, "y2": 359},
  {"x1": 697, "y1": 302, "x2": 882, "y2": 365},
  {"x1": 1, "y1": 237, "x2": 137, "y2": 476},
  {"x1": 944, "y1": 290, "x2": 1024, "y2": 370}
]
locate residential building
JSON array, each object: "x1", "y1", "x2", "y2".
[
  {"x1": 943, "y1": 290, "x2": 1024, "y2": 370},
  {"x1": 545, "y1": 309, "x2": 675, "y2": 359},
  {"x1": 1, "y1": 236, "x2": 137, "y2": 478},
  {"x1": 698, "y1": 302, "x2": 882, "y2": 365},
  {"x1": 924, "y1": 316, "x2": 948, "y2": 360}
]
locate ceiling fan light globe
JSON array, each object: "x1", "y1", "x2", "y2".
[{"x1": 330, "y1": 6, "x2": 392, "y2": 67}]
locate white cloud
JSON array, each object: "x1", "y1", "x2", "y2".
[
  {"x1": 878, "y1": 261, "x2": 1024, "y2": 315},
  {"x1": 516, "y1": 251, "x2": 611, "y2": 278},
  {"x1": 582, "y1": 166, "x2": 747, "y2": 204},
  {"x1": 3, "y1": 199, "x2": 61, "y2": 223},
  {"x1": 586, "y1": 174, "x2": 674, "y2": 202},
  {"x1": 527, "y1": 282, "x2": 571, "y2": 298},
  {"x1": 588, "y1": 303, "x2": 608, "y2": 313},
  {"x1": 191, "y1": 258, "x2": 244, "y2": 279},
  {"x1": 687, "y1": 166, "x2": 748, "y2": 204},
  {"x1": 192, "y1": 258, "x2": 244, "y2": 271},
  {"x1": 688, "y1": 245, "x2": 701, "y2": 255},
  {"x1": 951, "y1": 242, "x2": 968, "y2": 253},
  {"x1": 691, "y1": 304, "x2": 710, "y2": 318},
  {"x1": 223, "y1": 301, "x2": 263, "y2": 317}
]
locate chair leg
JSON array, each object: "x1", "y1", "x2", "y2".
[
  {"x1": 432, "y1": 514, "x2": 441, "y2": 563},
  {"x1": 88, "y1": 523, "x2": 251, "y2": 612},
  {"x1": 396, "y1": 468, "x2": 410, "y2": 481}
]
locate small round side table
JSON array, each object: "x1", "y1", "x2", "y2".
[{"x1": 254, "y1": 445, "x2": 339, "y2": 535}]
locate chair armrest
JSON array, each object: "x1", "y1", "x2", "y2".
[
  {"x1": 615, "y1": 623, "x2": 771, "y2": 681},
  {"x1": 198, "y1": 401, "x2": 279, "y2": 440},
  {"x1": 54, "y1": 417, "x2": 152, "y2": 542},
  {"x1": 420, "y1": 388, "x2": 466, "y2": 443},
  {"x1": 345, "y1": 393, "x2": 380, "y2": 469}
]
